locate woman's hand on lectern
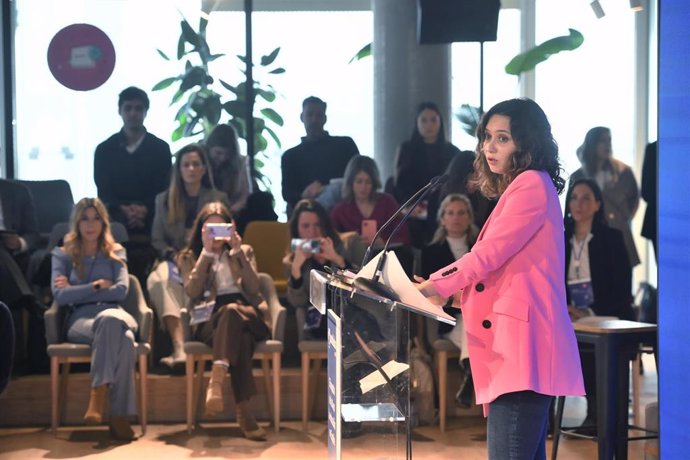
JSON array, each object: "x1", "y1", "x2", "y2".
[{"x1": 413, "y1": 275, "x2": 439, "y2": 297}]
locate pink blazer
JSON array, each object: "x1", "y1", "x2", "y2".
[{"x1": 430, "y1": 170, "x2": 585, "y2": 408}]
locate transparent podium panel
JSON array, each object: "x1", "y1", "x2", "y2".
[{"x1": 315, "y1": 270, "x2": 411, "y2": 460}]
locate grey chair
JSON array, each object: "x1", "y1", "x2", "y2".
[
  {"x1": 44, "y1": 274, "x2": 152, "y2": 435},
  {"x1": 295, "y1": 307, "x2": 327, "y2": 430},
  {"x1": 426, "y1": 317, "x2": 460, "y2": 432},
  {"x1": 181, "y1": 272, "x2": 286, "y2": 434},
  {"x1": 13, "y1": 179, "x2": 74, "y2": 246}
]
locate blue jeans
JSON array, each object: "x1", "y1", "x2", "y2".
[{"x1": 487, "y1": 390, "x2": 553, "y2": 460}]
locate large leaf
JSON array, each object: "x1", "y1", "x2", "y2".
[
  {"x1": 260, "y1": 108, "x2": 283, "y2": 126},
  {"x1": 264, "y1": 125, "x2": 281, "y2": 148},
  {"x1": 177, "y1": 34, "x2": 186, "y2": 60},
  {"x1": 223, "y1": 100, "x2": 245, "y2": 118},
  {"x1": 505, "y1": 29, "x2": 584, "y2": 76},
  {"x1": 256, "y1": 88, "x2": 276, "y2": 102},
  {"x1": 260, "y1": 47, "x2": 280, "y2": 66},
  {"x1": 219, "y1": 79, "x2": 237, "y2": 94},
  {"x1": 349, "y1": 43, "x2": 371, "y2": 64},
  {"x1": 455, "y1": 104, "x2": 483, "y2": 137},
  {"x1": 152, "y1": 77, "x2": 179, "y2": 91},
  {"x1": 180, "y1": 18, "x2": 200, "y2": 48},
  {"x1": 180, "y1": 66, "x2": 211, "y2": 92}
]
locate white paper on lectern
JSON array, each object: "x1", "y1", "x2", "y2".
[
  {"x1": 359, "y1": 360, "x2": 410, "y2": 394},
  {"x1": 355, "y1": 251, "x2": 455, "y2": 323}
]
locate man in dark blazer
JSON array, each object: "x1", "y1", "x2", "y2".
[{"x1": 0, "y1": 178, "x2": 47, "y2": 373}]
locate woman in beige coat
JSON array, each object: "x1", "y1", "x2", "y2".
[{"x1": 178, "y1": 201, "x2": 270, "y2": 440}]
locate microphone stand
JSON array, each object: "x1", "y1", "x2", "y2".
[{"x1": 355, "y1": 175, "x2": 447, "y2": 302}]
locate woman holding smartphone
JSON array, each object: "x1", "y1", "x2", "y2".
[
  {"x1": 416, "y1": 98, "x2": 584, "y2": 459},
  {"x1": 178, "y1": 201, "x2": 270, "y2": 440},
  {"x1": 330, "y1": 155, "x2": 410, "y2": 247},
  {"x1": 284, "y1": 199, "x2": 361, "y2": 339}
]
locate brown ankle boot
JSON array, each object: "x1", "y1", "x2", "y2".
[
  {"x1": 84, "y1": 384, "x2": 108, "y2": 425},
  {"x1": 205, "y1": 364, "x2": 227, "y2": 416},
  {"x1": 236, "y1": 400, "x2": 266, "y2": 441},
  {"x1": 109, "y1": 415, "x2": 136, "y2": 441}
]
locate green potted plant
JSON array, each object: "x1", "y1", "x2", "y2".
[{"x1": 152, "y1": 14, "x2": 285, "y2": 189}]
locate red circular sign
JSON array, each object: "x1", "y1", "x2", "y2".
[{"x1": 47, "y1": 24, "x2": 116, "y2": 91}]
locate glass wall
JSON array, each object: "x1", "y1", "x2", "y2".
[
  {"x1": 535, "y1": 0, "x2": 637, "y2": 181},
  {"x1": 450, "y1": 8, "x2": 522, "y2": 151},
  {"x1": 12, "y1": 1, "x2": 373, "y2": 219}
]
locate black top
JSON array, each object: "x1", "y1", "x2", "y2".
[
  {"x1": 94, "y1": 130, "x2": 172, "y2": 235},
  {"x1": 640, "y1": 141, "x2": 657, "y2": 244},
  {"x1": 421, "y1": 238, "x2": 471, "y2": 335},
  {"x1": 565, "y1": 224, "x2": 634, "y2": 320},
  {"x1": 393, "y1": 140, "x2": 460, "y2": 204},
  {"x1": 281, "y1": 134, "x2": 359, "y2": 212}
]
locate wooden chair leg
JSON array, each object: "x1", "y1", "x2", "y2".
[
  {"x1": 50, "y1": 356, "x2": 59, "y2": 435},
  {"x1": 185, "y1": 354, "x2": 195, "y2": 434},
  {"x1": 438, "y1": 351, "x2": 448, "y2": 432},
  {"x1": 307, "y1": 358, "x2": 322, "y2": 424},
  {"x1": 261, "y1": 357, "x2": 274, "y2": 424},
  {"x1": 301, "y1": 352, "x2": 309, "y2": 431},
  {"x1": 138, "y1": 354, "x2": 148, "y2": 434},
  {"x1": 187, "y1": 355, "x2": 206, "y2": 433},
  {"x1": 272, "y1": 352, "x2": 281, "y2": 433},
  {"x1": 59, "y1": 361, "x2": 70, "y2": 427}
]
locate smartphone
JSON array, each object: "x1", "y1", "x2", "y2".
[
  {"x1": 291, "y1": 238, "x2": 321, "y2": 254},
  {"x1": 206, "y1": 223, "x2": 233, "y2": 240},
  {"x1": 361, "y1": 219, "x2": 377, "y2": 241}
]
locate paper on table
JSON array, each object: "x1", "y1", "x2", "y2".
[
  {"x1": 359, "y1": 360, "x2": 410, "y2": 394},
  {"x1": 355, "y1": 251, "x2": 456, "y2": 324}
]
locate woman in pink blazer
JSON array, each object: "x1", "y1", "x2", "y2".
[{"x1": 417, "y1": 98, "x2": 584, "y2": 459}]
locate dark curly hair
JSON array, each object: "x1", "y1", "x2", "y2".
[{"x1": 470, "y1": 98, "x2": 565, "y2": 198}]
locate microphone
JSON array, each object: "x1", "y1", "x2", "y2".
[{"x1": 355, "y1": 174, "x2": 448, "y2": 301}]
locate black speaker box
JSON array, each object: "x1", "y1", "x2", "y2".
[{"x1": 417, "y1": 0, "x2": 501, "y2": 44}]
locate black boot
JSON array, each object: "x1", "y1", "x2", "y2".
[{"x1": 455, "y1": 359, "x2": 474, "y2": 408}]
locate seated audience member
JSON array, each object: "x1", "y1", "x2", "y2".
[
  {"x1": 206, "y1": 124, "x2": 251, "y2": 213},
  {"x1": 419, "y1": 194, "x2": 478, "y2": 408},
  {"x1": 0, "y1": 302, "x2": 14, "y2": 394},
  {"x1": 564, "y1": 178, "x2": 634, "y2": 434},
  {"x1": 94, "y1": 86, "x2": 172, "y2": 285},
  {"x1": 281, "y1": 96, "x2": 359, "y2": 214},
  {"x1": 284, "y1": 199, "x2": 363, "y2": 339},
  {"x1": 0, "y1": 178, "x2": 47, "y2": 373},
  {"x1": 570, "y1": 126, "x2": 640, "y2": 268},
  {"x1": 392, "y1": 101, "x2": 459, "y2": 247},
  {"x1": 331, "y1": 155, "x2": 410, "y2": 247},
  {"x1": 178, "y1": 202, "x2": 270, "y2": 441},
  {"x1": 51, "y1": 198, "x2": 137, "y2": 441},
  {"x1": 147, "y1": 144, "x2": 228, "y2": 369}
]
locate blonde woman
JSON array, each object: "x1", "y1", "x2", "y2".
[
  {"x1": 420, "y1": 193, "x2": 478, "y2": 407},
  {"x1": 51, "y1": 198, "x2": 137, "y2": 441}
]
